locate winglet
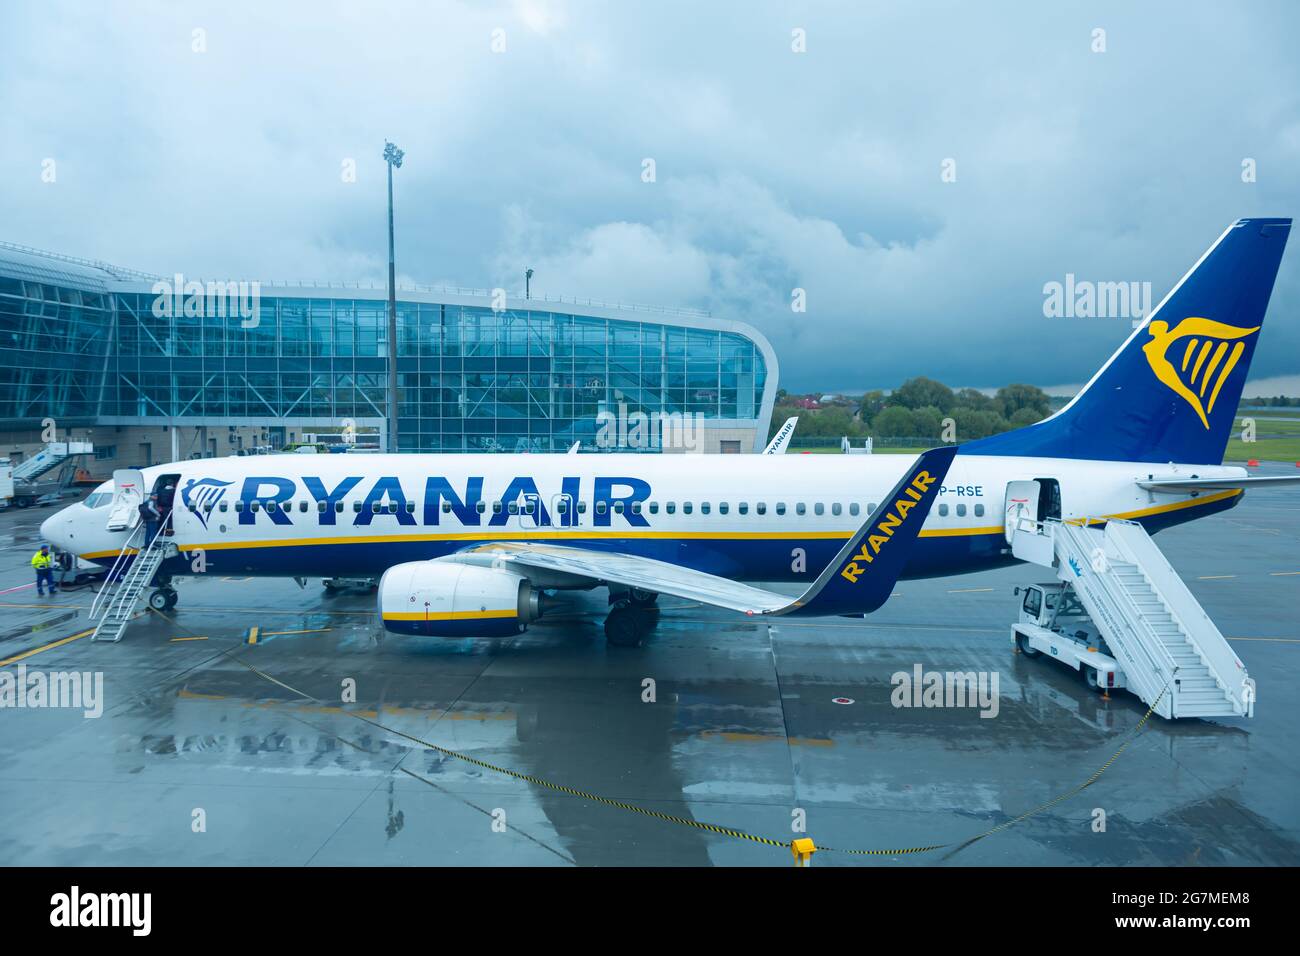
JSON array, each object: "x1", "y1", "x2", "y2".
[
  {"x1": 763, "y1": 417, "x2": 798, "y2": 454},
  {"x1": 771, "y1": 445, "x2": 956, "y2": 617}
]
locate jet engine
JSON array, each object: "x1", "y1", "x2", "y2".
[{"x1": 377, "y1": 561, "x2": 543, "y2": 637}]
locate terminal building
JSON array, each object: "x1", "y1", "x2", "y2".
[{"x1": 0, "y1": 241, "x2": 777, "y2": 476}]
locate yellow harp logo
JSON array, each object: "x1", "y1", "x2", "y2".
[{"x1": 1141, "y1": 317, "x2": 1259, "y2": 429}]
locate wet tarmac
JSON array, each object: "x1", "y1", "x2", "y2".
[{"x1": 0, "y1": 465, "x2": 1297, "y2": 867}]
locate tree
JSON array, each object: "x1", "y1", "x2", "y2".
[
  {"x1": 911, "y1": 405, "x2": 944, "y2": 440},
  {"x1": 893, "y1": 376, "x2": 955, "y2": 413},
  {"x1": 996, "y1": 383, "x2": 1050, "y2": 420},
  {"x1": 858, "y1": 389, "x2": 887, "y2": 420},
  {"x1": 1009, "y1": 406, "x2": 1045, "y2": 428},
  {"x1": 871, "y1": 405, "x2": 916, "y2": 437},
  {"x1": 955, "y1": 387, "x2": 996, "y2": 413},
  {"x1": 952, "y1": 408, "x2": 1008, "y2": 440}
]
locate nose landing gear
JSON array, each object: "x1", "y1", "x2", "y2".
[{"x1": 148, "y1": 587, "x2": 178, "y2": 612}]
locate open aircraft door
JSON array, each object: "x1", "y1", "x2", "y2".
[
  {"x1": 1003, "y1": 480, "x2": 1041, "y2": 544},
  {"x1": 106, "y1": 468, "x2": 145, "y2": 532}
]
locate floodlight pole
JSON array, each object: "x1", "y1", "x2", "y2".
[{"x1": 383, "y1": 140, "x2": 405, "y2": 453}]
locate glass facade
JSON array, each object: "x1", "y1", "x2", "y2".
[{"x1": 0, "y1": 247, "x2": 774, "y2": 453}]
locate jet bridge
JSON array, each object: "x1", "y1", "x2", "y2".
[{"x1": 1009, "y1": 515, "x2": 1254, "y2": 720}]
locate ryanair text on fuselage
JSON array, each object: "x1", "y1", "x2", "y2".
[{"x1": 190, "y1": 474, "x2": 654, "y2": 529}]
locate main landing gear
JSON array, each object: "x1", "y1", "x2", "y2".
[{"x1": 604, "y1": 589, "x2": 660, "y2": 648}]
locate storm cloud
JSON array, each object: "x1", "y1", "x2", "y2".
[{"x1": 2, "y1": 0, "x2": 1297, "y2": 391}]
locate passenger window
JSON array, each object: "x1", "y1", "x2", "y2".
[
  {"x1": 739, "y1": 502, "x2": 749, "y2": 515},
  {"x1": 250, "y1": 502, "x2": 261, "y2": 513},
  {"x1": 938, "y1": 504, "x2": 949, "y2": 516},
  {"x1": 718, "y1": 503, "x2": 729, "y2": 515},
  {"x1": 649, "y1": 502, "x2": 659, "y2": 515},
  {"x1": 613, "y1": 502, "x2": 624, "y2": 514},
  {"x1": 557, "y1": 500, "x2": 568, "y2": 515},
  {"x1": 700, "y1": 502, "x2": 710, "y2": 515},
  {"x1": 683, "y1": 502, "x2": 693, "y2": 515},
  {"x1": 956, "y1": 504, "x2": 967, "y2": 517},
  {"x1": 220, "y1": 502, "x2": 229, "y2": 512},
  {"x1": 476, "y1": 501, "x2": 486, "y2": 514},
  {"x1": 596, "y1": 502, "x2": 607, "y2": 515},
  {"x1": 974, "y1": 503, "x2": 985, "y2": 517},
  {"x1": 317, "y1": 501, "x2": 326, "y2": 513},
  {"x1": 666, "y1": 502, "x2": 676, "y2": 515},
  {"x1": 508, "y1": 501, "x2": 519, "y2": 515},
  {"x1": 775, "y1": 502, "x2": 786, "y2": 516},
  {"x1": 868, "y1": 502, "x2": 877, "y2": 514},
  {"x1": 631, "y1": 502, "x2": 641, "y2": 515},
  {"x1": 406, "y1": 502, "x2": 415, "y2": 514},
  {"x1": 335, "y1": 501, "x2": 344, "y2": 513},
  {"x1": 524, "y1": 500, "x2": 535, "y2": 515},
  {"x1": 849, "y1": 503, "x2": 859, "y2": 517},
  {"x1": 299, "y1": 501, "x2": 308, "y2": 513},
  {"x1": 756, "y1": 503, "x2": 767, "y2": 515},
  {"x1": 442, "y1": 501, "x2": 452, "y2": 513},
  {"x1": 352, "y1": 501, "x2": 362, "y2": 513},
  {"x1": 578, "y1": 501, "x2": 587, "y2": 514},
  {"x1": 264, "y1": 501, "x2": 275, "y2": 513},
  {"x1": 831, "y1": 503, "x2": 842, "y2": 516},
  {"x1": 493, "y1": 501, "x2": 503, "y2": 514},
  {"x1": 372, "y1": 502, "x2": 382, "y2": 513},
  {"x1": 814, "y1": 503, "x2": 824, "y2": 516},
  {"x1": 795, "y1": 503, "x2": 806, "y2": 516}
]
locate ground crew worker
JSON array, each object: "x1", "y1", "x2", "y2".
[{"x1": 32, "y1": 545, "x2": 58, "y2": 596}]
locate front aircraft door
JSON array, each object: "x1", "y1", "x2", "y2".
[
  {"x1": 106, "y1": 468, "x2": 146, "y2": 532},
  {"x1": 1003, "y1": 480, "x2": 1041, "y2": 544}
]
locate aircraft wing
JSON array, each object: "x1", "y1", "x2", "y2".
[
  {"x1": 447, "y1": 446, "x2": 956, "y2": 617},
  {"x1": 1137, "y1": 475, "x2": 1300, "y2": 493}
]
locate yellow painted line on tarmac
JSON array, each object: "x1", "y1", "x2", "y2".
[
  {"x1": 261, "y1": 628, "x2": 333, "y2": 636},
  {"x1": 1198, "y1": 575, "x2": 1237, "y2": 580},
  {"x1": 170, "y1": 636, "x2": 209, "y2": 642},
  {"x1": 1270, "y1": 571, "x2": 1300, "y2": 576},
  {"x1": 948, "y1": 587, "x2": 995, "y2": 593},
  {"x1": 0, "y1": 628, "x2": 96, "y2": 667},
  {"x1": 1228, "y1": 636, "x2": 1300, "y2": 644}
]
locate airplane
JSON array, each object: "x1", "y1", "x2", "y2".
[{"x1": 40, "y1": 217, "x2": 1297, "y2": 647}]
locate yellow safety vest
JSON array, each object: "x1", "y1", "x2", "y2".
[{"x1": 32, "y1": 552, "x2": 53, "y2": 570}]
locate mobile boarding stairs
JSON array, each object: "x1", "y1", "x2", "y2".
[
  {"x1": 1008, "y1": 514, "x2": 1254, "y2": 720},
  {"x1": 88, "y1": 511, "x2": 176, "y2": 643}
]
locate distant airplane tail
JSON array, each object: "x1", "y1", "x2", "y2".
[{"x1": 962, "y1": 218, "x2": 1291, "y2": 465}]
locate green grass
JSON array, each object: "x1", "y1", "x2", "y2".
[{"x1": 1224, "y1": 437, "x2": 1300, "y2": 463}]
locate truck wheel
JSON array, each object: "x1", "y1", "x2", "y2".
[
  {"x1": 1084, "y1": 667, "x2": 1102, "y2": 692},
  {"x1": 1016, "y1": 631, "x2": 1040, "y2": 658}
]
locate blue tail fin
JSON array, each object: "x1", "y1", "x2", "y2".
[{"x1": 962, "y1": 218, "x2": 1291, "y2": 465}]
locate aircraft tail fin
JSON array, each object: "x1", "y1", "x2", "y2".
[{"x1": 962, "y1": 218, "x2": 1291, "y2": 465}]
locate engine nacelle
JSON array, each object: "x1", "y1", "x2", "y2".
[{"x1": 377, "y1": 561, "x2": 541, "y2": 637}]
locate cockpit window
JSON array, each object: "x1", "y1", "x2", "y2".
[{"x1": 84, "y1": 489, "x2": 113, "y2": 508}]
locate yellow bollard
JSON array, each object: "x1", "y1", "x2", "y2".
[{"x1": 791, "y1": 837, "x2": 817, "y2": 867}]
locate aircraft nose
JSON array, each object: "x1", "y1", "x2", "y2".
[{"x1": 40, "y1": 508, "x2": 73, "y2": 551}]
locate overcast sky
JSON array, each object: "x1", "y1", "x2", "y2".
[{"x1": 2, "y1": 0, "x2": 1297, "y2": 393}]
